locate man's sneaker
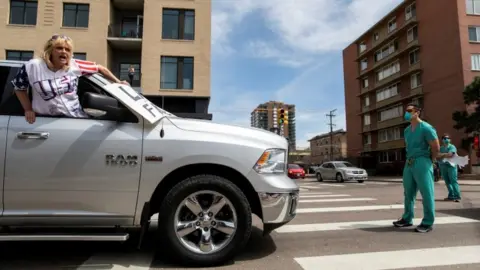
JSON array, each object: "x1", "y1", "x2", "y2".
[
  {"x1": 393, "y1": 218, "x2": 413, "y2": 227},
  {"x1": 415, "y1": 224, "x2": 433, "y2": 233}
]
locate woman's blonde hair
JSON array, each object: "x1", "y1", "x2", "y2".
[{"x1": 41, "y1": 34, "x2": 74, "y2": 70}]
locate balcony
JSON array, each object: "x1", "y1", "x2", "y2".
[
  {"x1": 377, "y1": 139, "x2": 405, "y2": 151},
  {"x1": 111, "y1": 0, "x2": 144, "y2": 10},
  {"x1": 358, "y1": 86, "x2": 424, "y2": 116},
  {"x1": 107, "y1": 23, "x2": 143, "y2": 50},
  {"x1": 377, "y1": 116, "x2": 404, "y2": 130},
  {"x1": 356, "y1": 16, "x2": 418, "y2": 61},
  {"x1": 363, "y1": 124, "x2": 372, "y2": 133}
]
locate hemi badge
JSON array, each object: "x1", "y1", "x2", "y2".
[{"x1": 145, "y1": 156, "x2": 163, "y2": 162}]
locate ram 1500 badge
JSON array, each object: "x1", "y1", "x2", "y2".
[{"x1": 0, "y1": 60, "x2": 299, "y2": 267}]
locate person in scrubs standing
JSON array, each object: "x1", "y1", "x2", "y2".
[
  {"x1": 438, "y1": 134, "x2": 461, "y2": 202},
  {"x1": 393, "y1": 103, "x2": 440, "y2": 233}
]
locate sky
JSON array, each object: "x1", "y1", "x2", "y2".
[{"x1": 208, "y1": 0, "x2": 404, "y2": 149}]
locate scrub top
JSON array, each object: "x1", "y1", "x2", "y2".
[
  {"x1": 404, "y1": 121, "x2": 438, "y2": 159},
  {"x1": 439, "y1": 144, "x2": 457, "y2": 166}
]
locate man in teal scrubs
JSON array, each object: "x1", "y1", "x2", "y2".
[
  {"x1": 393, "y1": 104, "x2": 440, "y2": 233},
  {"x1": 438, "y1": 134, "x2": 461, "y2": 202}
]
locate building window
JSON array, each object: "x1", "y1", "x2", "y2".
[
  {"x1": 407, "y1": 26, "x2": 418, "y2": 43},
  {"x1": 387, "y1": 18, "x2": 397, "y2": 33},
  {"x1": 409, "y1": 49, "x2": 420, "y2": 65},
  {"x1": 405, "y1": 2, "x2": 416, "y2": 20},
  {"x1": 120, "y1": 63, "x2": 141, "y2": 87},
  {"x1": 378, "y1": 150, "x2": 404, "y2": 163},
  {"x1": 73, "y1": 52, "x2": 86, "y2": 60},
  {"x1": 411, "y1": 72, "x2": 422, "y2": 88},
  {"x1": 359, "y1": 42, "x2": 367, "y2": 53},
  {"x1": 63, "y1": 3, "x2": 89, "y2": 28},
  {"x1": 373, "y1": 32, "x2": 379, "y2": 41},
  {"x1": 378, "y1": 105, "x2": 403, "y2": 121},
  {"x1": 362, "y1": 77, "x2": 369, "y2": 88},
  {"x1": 378, "y1": 127, "x2": 404, "y2": 142},
  {"x1": 364, "y1": 96, "x2": 370, "y2": 107},
  {"x1": 360, "y1": 58, "x2": 368, "y2": 71},
  {"x1": 376, "y1": 61, "x2": 400, "y2": 81},
  {"x1": 160, "y1": 56, "x2": 194, "y2": 89},
  {"x1": 471, "y1": 54, "x2": 480, "y2": 70},
  {"x1": 162, "y1": 9, "x2": 195, "y2": 40},
  {"x1": 467, "y1": 0, "x2": 480, "y2": 15},
  {"x1": 364, "y1": 134, "x2": 371, "y2": 145},
  {"x1": 9, "y1": 0, "x2": 37, "y2": 25},
  {"x1": 374, "y1": 40, "x2": 398, "y2": 62},
  {"x1": 6, "y1": 50, "x2": 34, "y2": 61},
  {"x1": 469, "y1": 26, "x2": 480, "y2": 42},
  {"x1": 376, "y1": 83, "x2": 399, "y2": 102},
  {"x1": 363, "y1": 114, "x2": 371, "y2": 126}
]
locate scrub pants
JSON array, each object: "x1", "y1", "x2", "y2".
[
  {"x1": 402, "y1": 156, "x2": 435, "y2": 226},
  {"x1": 439, "y1": 164, "x2": 461, "y2": 199}
]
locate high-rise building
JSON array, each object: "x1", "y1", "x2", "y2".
[
  {"x1": 251, "y1": 101, "x2": 296, "y2": 150},
  {"x1": 0, "y1": 0, "x2": 211, "y2": 120},
  {"x1": 343, "y1": 0, "x2": 480, "y2": 173}
]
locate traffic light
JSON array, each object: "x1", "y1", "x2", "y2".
[
  {"x1": 474, "y1": 135, "x2": 479, "y2": 150},
  {"x1": 279, "y1": 109, "x2": 285, "y2": 124},
  {"x1": 284, "y1": 110, "x2": 289, "y2": 124}
]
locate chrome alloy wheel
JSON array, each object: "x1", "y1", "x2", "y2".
[{"x1": 174, "y1": 190, "x2": 237, "y2": 255}]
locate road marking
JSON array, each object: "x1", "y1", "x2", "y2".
[
  {"x1": 299, "y1": 186, "x2": 323, "y2": 189},
  {"x1": 300, "y1": 192, "x2": 333, "y2": 195},
  {"x1": 299, "y1": 198, "x2": 377, "y2": 203},
  {"x1": 319, "y1": 183, "x2": 345, "y2": 187},
  {"x1": 75, "y1": 251, "x2": 154, "y2": 270},
  {"x1": 297, "y1": 204, "x2": 404, "y2": 213},
  {"x1": 294, "y1": 245, "x2": 480, "y2": 270},
  {"x1": 276, "y1": 216, "x2": 479, "y2": 233},
  {"x1": 367, "y1": 182, "x2": 390, "y2": 185},
  {"x1": 300, "y1": 194, "x2": 350, "y2": 198}
]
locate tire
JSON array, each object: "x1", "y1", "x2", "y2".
[
  {"x1": 357, "y1": 180, "x2": 364, "y2": 183},
  {"x1": 157, "y1": 174, "x2": 252, "y2": 267},
  {"x1": 316, "y1": 173, "x2": 323, "y2": 182},
  {"x1": 336, "y1": 173, "x2": 344, "y2": 183}
]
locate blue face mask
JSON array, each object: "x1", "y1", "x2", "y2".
[
  {"x1": 404, "y1": 112, "x2": 412, "y2": 121},
  {"x1": 443, "y1": 138, "x2": 450, "y2": 144}
]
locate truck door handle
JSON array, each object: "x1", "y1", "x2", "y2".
[{"x1": 17, "y1": 132, "x2": 50, "y2": 140}]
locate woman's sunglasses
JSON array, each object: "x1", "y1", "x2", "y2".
[{"x1": 51, "y1": 34, "x2": 71, "y2": 41}]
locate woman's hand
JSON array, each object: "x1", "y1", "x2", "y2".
[
  {"x1": 119, "y1": 80, "x2": 130, "y2": 86},
  {"x1": 25, "y1": 110, "x2": 36, "y2": 124}
]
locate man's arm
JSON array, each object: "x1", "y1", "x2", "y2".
[{"x1": 424, "y1": 124, "x2": 440, "y2": 162}]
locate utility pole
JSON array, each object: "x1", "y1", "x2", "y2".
[{"x1": 326, "y1": 109, "x2": 337, "y2": 161}]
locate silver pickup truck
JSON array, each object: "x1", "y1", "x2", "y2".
[{"x1": 0, "y1": 60, "x2": 299, "y2": 266}]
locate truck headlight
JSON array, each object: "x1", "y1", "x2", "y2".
[{"x1": 253, "y1": 149, "x2": 286, "y2": 174}]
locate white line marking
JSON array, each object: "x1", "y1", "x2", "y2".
[
  {"x1": 367, "y1": 182, "x2": 390, "y2": 185},
  {"x1": 319, "y1": 183, "x2": 345, "y2": 187},
  {"x1": 299, "y1": 186, "x2": 323, "y2": 189},
  {"x1": 294, "y1": 245, "x2": 480, "y2": 270},
  {"x1": 299, "y1": 198, "x2": 377, "y2": 203},
  {"x1": 276, "y1": 216, "x2": 479, "y2": 233},
  {"x1": 299, "y1": 192, "x2": 333, "y2": 195},
  {"x1": 76, "y1": 251, "x2": 154, "y2": 270},
  {"x1": 300, "y1": 194, "x2": 351, "y2": 198},
  {"x1": 297, "y1": 204, "x2": 404, "y2": 213}
]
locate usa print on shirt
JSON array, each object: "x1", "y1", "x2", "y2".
[{"x1": 11, "y1": 58, "x2": 99, "y2": 118}]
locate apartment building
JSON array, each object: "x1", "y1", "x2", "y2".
[
  {"x1": 343, "y1": 0, "x2": 480, "y2": 174},
  {"x1": 308, "y1": 129, "x2": 347, "y2": 165},
  {"x1": 0, "y1": 0, "x2": 211, "y2": 119},
  {"x1": 250, "y1": 101, "x2": 296, "y2": 150}
]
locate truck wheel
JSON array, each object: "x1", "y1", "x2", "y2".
[{"x1": 157, "y1": 174, "x2": 252, "y2": 267}]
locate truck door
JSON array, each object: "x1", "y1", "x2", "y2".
[
  {"x1": 2, "y1": 76, "x2": 143, "y2": 226},
  {"x1": 0, "y1": 64, "x2": 20, "y2": 216}
]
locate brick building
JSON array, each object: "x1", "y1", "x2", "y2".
[
  {"x1": 343, "y1": 0, "x2": 480, "y2": 174},
  {"x1": 0, "y1": 0, "x2": 212, "y2": 119},
  {"x1": 309, "y1": 129, "x2": 347, "y2": 165}
]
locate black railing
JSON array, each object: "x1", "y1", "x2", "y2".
[{"x1": 108, "y1": 24, "x2": 143, "y2": 39}]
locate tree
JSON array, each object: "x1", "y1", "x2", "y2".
[{"x1": 452, "y1": 76, "x2": 480, "y2": 151}]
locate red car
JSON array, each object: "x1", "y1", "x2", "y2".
[{"x1": 288, "y1": 164, "x2": 305, "y2": 179}]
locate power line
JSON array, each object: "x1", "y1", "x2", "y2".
[{"x1": 326, "y1": 109, "x2": 337, "y2": 161}]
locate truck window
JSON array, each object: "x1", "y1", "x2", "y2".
[{"x1": 0, "y1": 66, "x2": 26, "y2": 116}]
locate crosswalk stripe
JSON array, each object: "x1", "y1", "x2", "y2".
[
  {"x1": 300, "y1": 194, "x2": 350, "y2": 198},
  {"x1": 299, "y1": 192, "x2": 333, "y2": 195},
  {"x1": 367, "y1": 182, "x2": 390, "y2": 185},
  {"x1": 319, "y1": 183, "x2": 345, "y2": 187},
  {"x1": 294, "y1": 245, "x2": 480, "y2": 270},
  {"x1": 299, "y1": 186, "x2": 323, "y2": 189},
  {"x1": 276, "y1": 216, "x2": 479, "y2": 233},
  {"x1": 297, "y1": 204, "x2": 404, "y2": 213},
  {"x1": 76, "y1": 251, "x2": 154, "y2": 270},
  {"x1": 299, "y1": 198, "x2": 376, "y2": 203}
]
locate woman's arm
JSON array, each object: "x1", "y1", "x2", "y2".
[{"x1": 97, "y1": 65, "x2": 128, "y2": 85}]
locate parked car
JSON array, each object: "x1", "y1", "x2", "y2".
[
  {"x1": 288, "y1": 164, "x2": 305, "y2": 179},
  {"x1": 315, "y1": 161, "x2": 368, "y2": 183},
  {"x1": 0, "y1": 60, "x2": 300, "y2": 267}
]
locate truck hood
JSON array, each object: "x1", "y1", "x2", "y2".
[{"x1": 169, "y1": 117, "x2": 289, "y2": 149}]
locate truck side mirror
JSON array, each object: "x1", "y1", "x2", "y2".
[{"x1": 81, "y1": 92, "x2": 125, "y2": 119}]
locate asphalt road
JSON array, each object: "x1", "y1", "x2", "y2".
[{"x1": 0, "y1": 178, "x2": 479, "y2": 270}]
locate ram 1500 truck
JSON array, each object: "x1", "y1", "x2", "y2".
[{"x1": 0, "y1": 60, "x2": 299, "y2": 266}]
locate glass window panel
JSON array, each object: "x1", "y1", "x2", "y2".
[
  {"x1": 162, "y1": 14, "x2": 179, "y2": 39},
  {"x1": 21, "y1": 51, "x2": 33, "y2": 61},
  {"x1": 161, "y1": 57, "x2": 178, "y2": 89},
  {"x1": 184, "y1": 13, "x2": 195, "y2": 40},
  {"x1": 470, "y1": 27, "x2": 478, "y2": 41},
  {"x1": 63, "y1": 10, "x2": 76, "y2": 27},
  {"x1": 77, "y1": 10, "x2": 89, "y2": 27},
  {"x1": 10, "y1": 7, "x2": 24, "y2": 24},
  {"x1": 6, "y1": 51, "x2": 20, "y2": 60},
  {"x1": 25, "y1": 5, "x2": 37, "y2": 25}
]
